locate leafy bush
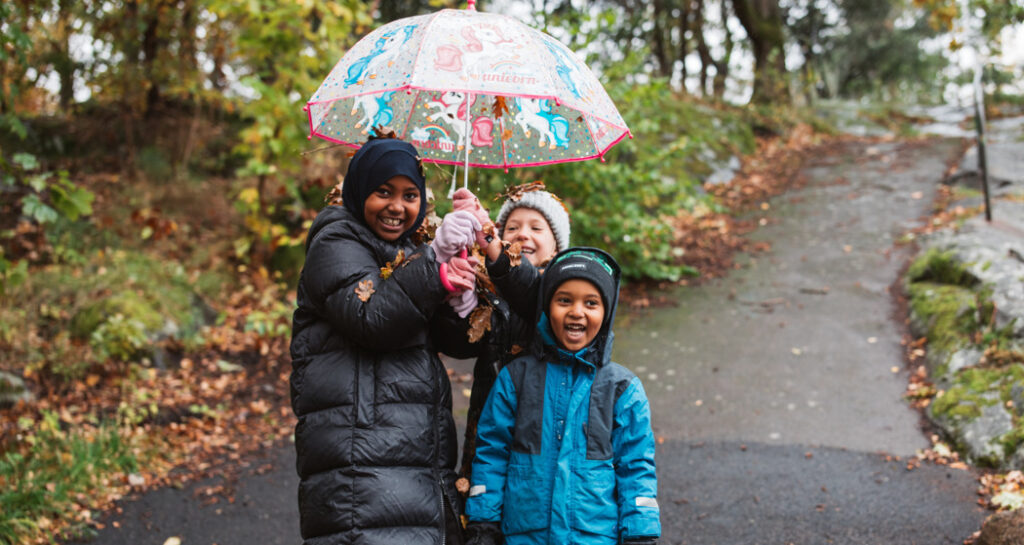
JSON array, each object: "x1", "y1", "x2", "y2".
[
  {"x1": 466, "y1": 82, "x2": 755, "y2": 280},
  {"x1": 91, "y1": 314, "x2": 150, "y2": 362},
  {"x1": 1, "y1": 250, "x2": 212, "y2": 382}
]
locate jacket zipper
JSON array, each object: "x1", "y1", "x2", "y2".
[{"x1": 434, "y1": 356, "x2": 446, "y2": 545}]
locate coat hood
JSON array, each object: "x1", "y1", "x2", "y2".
[{"x1": 535, "y1": 247, "x2": 621, "y2": 367}]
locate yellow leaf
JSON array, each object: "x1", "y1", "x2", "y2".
[{"x1": 86, "y1": 374, "x2": 101, "y2": 386}]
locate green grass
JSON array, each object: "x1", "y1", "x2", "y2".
[{"x1": 0, "y1": 411, "x2": 144, "y2": 543}]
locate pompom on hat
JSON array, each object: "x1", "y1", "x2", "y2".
[{"x1": 495, "y1": 184, "x2": 570, "y2": 252}]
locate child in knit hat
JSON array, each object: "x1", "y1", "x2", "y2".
[
  {"x1": 464, "y1": 247, "x2": 661, "y2": 545},
  {"x1": 447, "y1": 183, "x2": 572, "y2": 487}
]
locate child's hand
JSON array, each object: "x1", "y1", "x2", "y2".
[
  {"x1": 448, "y1": 286, "x2": 477, "y2": 318},
  {"x1": 440, "y1": 252, "x2": 476, "y2": 293},
  {"x1": 452, "y1": 188, "x2": 495, "y2": 247},
  {"x1": 431, "y1": 210, "x2": 480, "y2": 262}
]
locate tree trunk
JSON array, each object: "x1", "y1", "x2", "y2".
[
  {"x1": 56, "y1": 0, "x2": 75, "y2": 112},
  {"x1": 651, "y1": 0, "x2": 674, "y2": 78},
  {"x1": 694, "y1": 0, "x2": 712, "y2": 95},
  {"x1": 712, "y1": 0, "x2": 734, "y2": 99},
  {"x1": 732, "y1": 0, "x2": 788, "y2": 104},
  {"x1": 677, "y1": 0, "x2": 692, "y2": 87}
]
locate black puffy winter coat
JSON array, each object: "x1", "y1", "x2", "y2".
[
  {"x1": 458, "y1": 253, "x2": 543, "y2": 479},
  {"x1": 290, "y1": 205, "x2": 465, "y2": 545}
]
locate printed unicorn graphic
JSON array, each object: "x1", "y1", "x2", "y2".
[
  {"x1": 513, "y1": 98, "x2": 570, "y2": 149},
  {"x1": 543, "y1": 40, "x2": 583, "y2": 100},
  {"x1": 424, "y1": 91, "x2": 494, "y2": 151},
  {"x1": 352, "y1": 91, "x2": 396, "y2": 134},
  {"x1": 434, "y1": 25, "x2": 514, "y2": 77},
  {"x1": 344, "y1": 24, "x2": 416, "y2": 88}
]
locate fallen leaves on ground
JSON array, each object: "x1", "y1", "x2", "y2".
[{"x1": 0, "y1": 270, "x2": 297, "y2": 542}]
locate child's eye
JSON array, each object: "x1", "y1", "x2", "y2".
[
  {"x1": 404, "y1": 192, "x2": 419, "y2": 202},
  {"x1": 376, "y1": 188, "x2": 391, "y2": 197},
  {"x1": 585, "y1": 300, "x2": 600, "y2": 308}
]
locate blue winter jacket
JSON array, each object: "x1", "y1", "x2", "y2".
[{"x1": 466, "y1": 249, "x2": 661, "y2": 545}]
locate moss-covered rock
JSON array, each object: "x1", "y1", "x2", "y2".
[
  {"x1": 70, "y1": 292, "x2": 164, "y2": 340},
  {"x1": 906, "y1": 248, "x2": 979, "y2": 287},
  {"x1": 928, "y1": 365, "x2": 1024, "y2": 468},
  {"x1": 907, "y1": 281, "x2": 980, "y2": 377}
]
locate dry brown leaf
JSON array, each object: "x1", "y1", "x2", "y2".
[
  {"x1": 355, "y1": 279, "x2": 375, "y2": 302},
  {"x1": 324, "y1": 180, "x2": 344, "y2": 206},
  {"x1": 505, "y1": 241, "x2": 523, "y2": 267},
  {"x1": 467, "y1": 305, "x2": 493, "y2": 343},
  {"x1": 380, "y1": 249, "x2": 405, "y2": 279},
  {"x1": 471, "y1": 246, "x2": 497, "y2": 295},
  {"x1": 496, "y1": 181, "x2": 547, "y2": 203},
  {"x1": 491, "y1": 96, "x2": 511, "y2": 119}
]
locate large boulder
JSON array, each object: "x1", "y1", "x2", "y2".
[{"x1": 977, "y1": 509, "x2": 1024, "y2": 545}]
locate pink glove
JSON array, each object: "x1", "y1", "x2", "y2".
[
  {"x1": 431, "y1": 210, "x2": 480, "y2": 263},
  {"x1": 452, "y1": 188, "x2": 494, "y2": 247},
  {"x1": 449, "y1": 286, "x2": 478, "y2": 318},
  {"x1": 439, "y1": 250, "x2": 476, "y2": 293},
  {"x1": 446, "y1": 253, "x2": 479, "y2": 317}
]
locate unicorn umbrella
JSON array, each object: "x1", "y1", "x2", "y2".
[{"x1": 304, "y1": 0, "x2": 631, "y2": 195}]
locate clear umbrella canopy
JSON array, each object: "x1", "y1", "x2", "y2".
[{"x1": 305, "y1": 4, "x2": 630, "y2": 184}]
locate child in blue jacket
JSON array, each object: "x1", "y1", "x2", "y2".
[{"x1": 464, "y1": 247, "x2": 661, "y2": 545}]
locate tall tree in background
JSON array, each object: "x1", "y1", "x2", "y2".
[{"x1": 731, "y1": 0, "x2": 788, "y2": 103}]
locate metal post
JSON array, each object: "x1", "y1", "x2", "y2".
[{"x1": 972, "y1": 65, "x2": 993, "y2": 222}]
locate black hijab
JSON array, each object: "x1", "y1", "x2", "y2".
[{"x1": 342, "y1": 138, "x2": 427, "y2": 240}]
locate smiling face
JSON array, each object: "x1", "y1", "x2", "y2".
[
  {"x1": 362, "y1": 175, "x2": 421, "y2": 241},
  {"x1": 548, "y1": 279, "x2": 604, "y2": 352},
  {"x1": 501, "y1": 207, "x2": 557, "y2": 267}
]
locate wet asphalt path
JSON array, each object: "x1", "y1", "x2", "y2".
[
  {"x1": 614, "y1": 138, "x2": 987, "y2": 543},
  {"x1": 66, "y1": 138, "x2": 987, "y2": 545}
]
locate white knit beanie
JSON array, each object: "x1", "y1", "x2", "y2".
[{"x1": 495, "y1": 190, "x2": 570, "y2": 252}]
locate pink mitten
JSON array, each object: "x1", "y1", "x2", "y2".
[
  {"x1": 452, "y1": 188, "x2": 494, "y2": 247},
  {"x1": 449, "y1": 286, "x2": 478, "y2": 318},
  {"x1": 431, "y1": 210, "x2": 480, "y2": 263},
  {"x1": 439, "y1": 251, "x2": 476, "y2": 293},
  {"x1": 446, "y1": 253, "x2": 479, "y2": 317}
]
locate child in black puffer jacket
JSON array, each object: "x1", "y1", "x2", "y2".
[{"x1": 290, "y1": 136, "x2": 480, "y2": 545}]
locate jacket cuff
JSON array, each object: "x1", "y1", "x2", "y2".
[{"x1": 485, "y1": 251, "x2": 512, "y2": 278}]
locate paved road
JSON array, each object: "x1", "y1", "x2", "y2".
[
  {"x1": 614, "y1": 137, "x2": 987, "y2": 544},
  {"x1": 67, "y1": 137, "x2": 988, "y2": 545}
]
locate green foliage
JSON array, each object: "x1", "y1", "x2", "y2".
[
  {"x1": 207, "y1": 0, "x2": 370, "y2": 262},
  {"x1": 907, "y1": 281, "x2": 980, "y2": 355},
  {"x1": 90, "y1": 314, "x2": 151, "y2": 363},
  {"x1": 0, "y1": 149, "x2": 95, "y2": 295},
  {"x1": 468, "y1": 79, "x2": 753, "y2": 280},
  {"x1": 907, "y1": 248, "x2": 978, "y2": 286},
  {"x1": 0, "y1": 411, "x2": 142, "y2": 544},
  {"x1": 2, "y1": 250, "x2": 209, "y2": 382}
]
